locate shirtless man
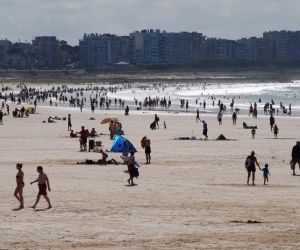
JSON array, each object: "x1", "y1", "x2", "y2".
[
  {"x1": 14, "y1": 163, "x2": 24, "y2": 209},
  {"x1": 141, "y1": 136, "x2": 151, "y2": 164},
  {"x1": 246, "y1": 151, "x2": 261, "y2": 185},
  {"x1": 30, "y1": 166, "x2": 52, "y2": 209}
]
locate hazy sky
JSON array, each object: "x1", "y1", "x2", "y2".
[{"x1": 1, "y1": 0, "x2": 300, "y2": 45}]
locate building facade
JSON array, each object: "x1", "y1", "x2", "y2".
[
  {"x1": 32, "y1": 36, "x2": 60, "y2": 69},
  {"x1": 79, "y1": 33, "x2": 133, "y2": 69},
  {"x1": 0, "y1": 39, "x2": 12, "y2": 68}
]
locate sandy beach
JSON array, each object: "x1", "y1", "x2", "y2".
[{"x1": 0, "y1": 105, "x2": 300, "y2": 249}]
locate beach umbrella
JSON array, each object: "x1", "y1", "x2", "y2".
[{"x1": 101, "y1": 117, "x2": 119, "y2": 124}]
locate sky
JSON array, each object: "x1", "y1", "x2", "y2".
[{"x1": 1, "y1": 0, "x2": 300, "y2": 45}]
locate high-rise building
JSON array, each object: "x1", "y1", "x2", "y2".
[
  {"x1": 236, "y1": 37, "x2": 271, "y2": 62},
  {"x1": 263, "y1": 31, "x2": 300, "y2": 62},
  {"x1": 164, "y1": 32, "x2": 205, "y2": 64},
  {"x1": 131, "y1": 29, "x2": 164, "y2": 65},
  {"x1": 6, "y1": 42, "x2": 37, "y2": 69},
  {"x1": 79, "y1": 33, "x2": 130, "y2": 69},
  {"x1": 0, "y1": 39, "x2": 12, "y2": 68},
  {"x1": 131, "y1": 30, "x2": 205, "y2": 65},
  {"x1": 205, "y1": 38, "x2": 237, "y2": 61},
  {"x1": 32, "y1": 36, "x2": 60, "y2": 69}
]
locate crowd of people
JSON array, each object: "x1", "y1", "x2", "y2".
[{"x1": 1, "y1": 82, "x2": 299, "y2": 212}]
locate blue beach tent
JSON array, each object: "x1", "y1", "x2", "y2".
[{"x1": 111, "y1": 136, "x2": 137, "y2": 153}]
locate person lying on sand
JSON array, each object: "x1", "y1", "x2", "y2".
[
  {"x1": 77, "y1": 151, "x2": 119, "y2": 165},
  {"x1": 70, "y1": 130, "x2": 78, "y2": 138},
  {"x1": 243, "y1": 122, "x2": 257, "y2": 129},
  {"x1": 77, "y1": 159, "x2": 119, "y2": 165},
  {"x1": 48, "y1": 116, "x2": 56, "y2": 123}
]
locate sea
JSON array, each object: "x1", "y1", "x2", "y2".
[
  {"x1": 106, "y1": 81, "x2": 300, "y2": 116},
  {"x1": 2, "y1": 79, "x2": 300, "y2": 117}
]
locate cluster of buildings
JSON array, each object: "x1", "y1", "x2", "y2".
[
  {"x1": 1, "y1": 30, "x2": 300, "y2": 69},
  {"x1": 0, "y1": 36, "x2": 78, "y2": 69}
]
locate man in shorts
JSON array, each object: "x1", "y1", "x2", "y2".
[
  {"x1": 246, "y1": 151, "x2": 261, "y2": 185},
  {"x1": 141, "y1": 136, "x2": 151, "y2": 164},
  {"x1": 30, "y1": 166, "x2": 52, "y2": 209}
]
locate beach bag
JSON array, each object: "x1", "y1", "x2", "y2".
[
  {"x1": 245, "y1": 157, "x2": 251, "y2": 170},
  {"x1": 290, "y1": 159, "x2": 295, "y2": 170}
]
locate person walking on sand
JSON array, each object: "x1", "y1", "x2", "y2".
[
  {"x1": 14, "y1": 163, "x2": 24, "y2": 209},
  {"x1": 270, "y1": 114, "x2": 275, "y2": 131},
  {"x1": 261, "y1": 164, "x2": 270, "y2": 185},
  {"x1": 251, "y1": 128, "x2": 256, "y2": 139},
  {"x1": 202, "y1": 120, "x2": 208, "y2": 140},
  {"x1": 77, "y1": 126, "x2": 88, "y2": 151},
  {"x1": 273, "y1": 124, "x2": 279, "y2": 139},
  {"x1": 0, "y1": 109, "x2": 3, "y2": 124},
  {"x1": 291, "y1": 141, "x2": 300, "y2": 175},
  {"x1": 126, "y1": 151, "x2": 139, "y2": 186},
  {"x1": 163, "y1": 121, "x2": 167, "y2": 129},
  {"x1": 232, "y1": 111, "x2": 237, "y2": 125},
  {"x1": 249, "y1": 103, "x2": 253, "y2": 116},
  {"x1": 141, "y1": 136, "x2": 151, "y2": 164},
  {"x1": 30, "y1": 166, "x2": 52, "y2": 209},
  {"x1": 67, "y1": 114, "x2": 72, "y2": 131},
  {"x1": 245, "y1": 151, "x2": 261, "y2": 185},
  {"x1": 196, "y1": 109, "x2": 201, "y2": 122},
  {"x1": 154, "y1": 114, "x2": 160, "y2": 129},
  {"x1": 217, "y1": 111, "x2": 223, "y2": 125}
]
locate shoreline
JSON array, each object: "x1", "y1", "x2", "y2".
[{"x1": 1, "y1": 67, "x2": 300, "y2": 83}]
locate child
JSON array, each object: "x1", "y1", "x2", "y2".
[
  {"x1": 30, "y1": 166, "x2": 52, "y2": 209},
  {"x1": 261, "y1": 164, "x2": 270, "y2": 185},
  {"x1": 251, "y1": 128, "x2": 256, "y2": 139},
  {"x1": 163, "y1": 121, "x2": 167, "y2": 129}
]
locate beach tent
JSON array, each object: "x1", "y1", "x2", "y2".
[{"x1": 111, "y1": 135, "x2": 137, "y2": 153}]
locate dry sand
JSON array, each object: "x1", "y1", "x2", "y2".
[{"x1": 0, "y1": 106, "x2": 300, "y2": 250}]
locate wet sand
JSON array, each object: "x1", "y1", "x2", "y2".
[{"x1": 0, "y1": 106, "x2": 299, "y2": 249}]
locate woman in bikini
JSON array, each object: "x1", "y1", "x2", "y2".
[{"x1": 14, "y1": 163, "x2": 24, "y2": 209}]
